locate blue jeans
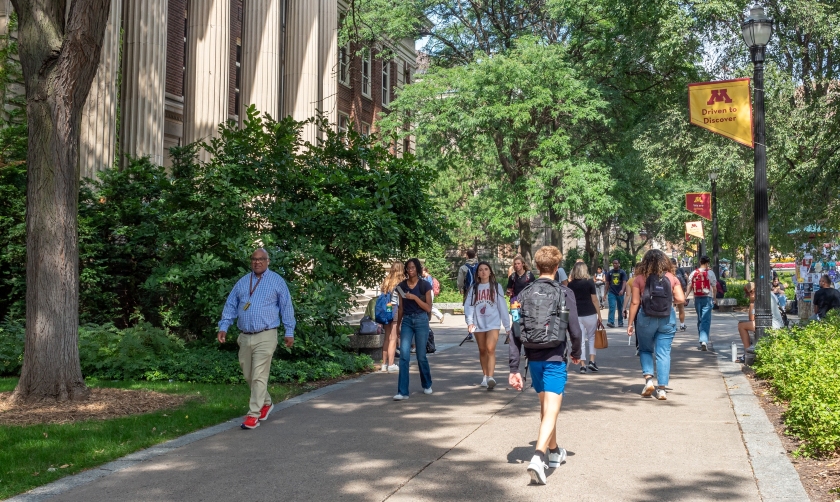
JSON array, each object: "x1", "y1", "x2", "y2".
[
  {"x1": 636, "y1": 308, "x2": 676, "y2": 386},
  {"x1": 774, "y1": 293, "x2": 786, "y2": 308},
  {"x1": 608, "y1": 291, "x2": 625, "y2": 325},
  {"x1": 398, "y1": 312, "x2": 432, "y2": 396},
  {"x1": 694, "y1": 296, "x2": 713, "y2": 344}
]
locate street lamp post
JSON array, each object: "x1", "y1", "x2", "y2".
[
  {"x1": 742, "y1": 5, "x2": 773, "y2": 352},
  {"x1": 709, "y1": 171, "x2": 720, "y2": 279}
]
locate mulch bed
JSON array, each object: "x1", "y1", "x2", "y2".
[
  {"x1": 0, "y1": 388, "x2": 187, "y2": 426},
  {"x1": 742, "y1": 366, "x2": 840, "y2": 502}
]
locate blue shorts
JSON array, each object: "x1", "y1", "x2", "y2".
[{"x1": 529, "y1": 360, "x2": 567, "y2": 395}]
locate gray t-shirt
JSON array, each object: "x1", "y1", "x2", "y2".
[{"x1": 554, "y1": 268, "x2": 568, "y2": 283}]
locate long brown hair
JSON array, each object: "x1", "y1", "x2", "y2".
[
  {"x1": 635, "y1": 249, "x2": 674, "y2": 278},
  {"x1": 471, "y1": 261, "x2": 500, "y2": 305},
  {"x1": 512, "y1": 254, "x2": 531, "y2": 272},
  {"x1": 381, "y1": 261, "x2": 405, "y2": 293}
]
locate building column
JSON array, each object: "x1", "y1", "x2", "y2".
[
  {"x1": 240, "y1": 0, "x2": 280, "y2": 121},
  {"x1": 79, "y1": 0, "x2": 121, "y2": 179},
  {"x1": 184, "y1": 0, "x2": 231, "y2": 161},
  {"x1": 120, "y1": 0, "x2": 168, "y2": 166},
  {"x1": 318, "y1": 0, "x2": 337, "y2": 134},
  {"x1": 283, "y1": 0, "x2": 319, "y2": 143}
]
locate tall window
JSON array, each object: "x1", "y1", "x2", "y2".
[
  {"x1": 382, "y1": 60, "x2": 390, "y2": 107},
  {"x1": 361, "y1": 123, "x2": 370, "y2": 137},
  {"x1": 234, "y1": 38, "x2": 242, "y2": 115},
  {"x1": 338, "y1": 113, "x2": 350, "y2": 134},
  {"x1": 404, "y1": 65, "x2": 411, "y2": 87},
  {"x1": 361, "y1": 49, "x2": 371, "y2": 97},
  {"x1": 339, "y1": 43, "x2": 350, "y2": 86}
]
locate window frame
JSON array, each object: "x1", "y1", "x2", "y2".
[
  {"x1": 381, "y1": 59, "x2": 391, "y2": 107},
  {"x1": 338, "y1": 42, "x2": 350, "y2": 87},
  {"x1": 361, "y1": 49, "x2": 371, "y2": 98}
]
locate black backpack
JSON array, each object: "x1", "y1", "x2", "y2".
[
  {"x1": 642, "y1": 274, "x2": 673, "y2": 317},
  {"x1": 518, "y1": 279, "x2": 570, "y2": 349},
  {"x1": 675, "y1": 268, "x2": 688, "y2": 290}
]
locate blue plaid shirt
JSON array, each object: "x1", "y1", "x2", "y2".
[{"x1": 218, "y1": 269, "x2": 296, "y2": 337}]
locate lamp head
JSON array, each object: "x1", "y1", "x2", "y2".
[
  {"x1": 741, "y1": 5, "x2": 773, "y2": 48},
  {"x1": 709, "y1": 171, "x2": 719, "y2": 181}
]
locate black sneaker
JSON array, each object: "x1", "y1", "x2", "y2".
[
  {"x1": 579, "y1": 366, "x2": 586, "y2": 374},
  {"x1": 680, "y1": 324, "x2": 686, "y2": 332},
  {"x1": 606, "y1": 322, "x2": 615, "y2": 328},
  {"x1": 588, "y1": 361, "x2": 599, "y2": 372}
]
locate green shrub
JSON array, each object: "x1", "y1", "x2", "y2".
[
  {"x1": 78, "y1": 322, "x2": 186, "y2": 380},
  {"x1": 753, "y1": 312, "x2": 840, "y2": 457},
  {"x1": 0, "y1": 317, "x2": 24, "y2": 375}
]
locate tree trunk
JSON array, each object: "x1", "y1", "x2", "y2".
[
  {"x1": 11, "y1": 0, "x2": 112, "y2": 403},
  {"x1": 601, "y1": 221, "x2": 610, "y2": 271},
  {"x1": 744, "y1": 246, "x2": 751, "y2": 282},
  {"x1": 583, "y1": 226, "x2": 596, "y2": 271},
  {"x1": 519, "y1": 217, "x2": 533, "y2": 269},
  {"x1": 549, "y1": 207, "x2": 562, "y2": 252}
]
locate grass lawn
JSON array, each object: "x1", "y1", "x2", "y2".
[{"x1": 0, "y1": 377, "x2": 302, "y2": 500}]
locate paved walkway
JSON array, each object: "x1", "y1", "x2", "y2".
[{"x1": 31, "y1": 308, "x2": 805, "y2": 501}]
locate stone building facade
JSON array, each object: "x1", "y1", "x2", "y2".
[{"x1": 0, "y1": 0, "x2": 418, "y2": 176}]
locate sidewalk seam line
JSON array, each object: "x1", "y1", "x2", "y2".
[{"x1": 382, "y1": 386, "x2": 524, "y2": 501}]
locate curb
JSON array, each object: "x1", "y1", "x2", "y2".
[
  {"x1": 6, "y1": 342, "x2": 462, "y2": 502},
  {"x1": 715, "y1": 350, "x2": 810, "y2": 502}
]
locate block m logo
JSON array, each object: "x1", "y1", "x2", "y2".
[{"x1": 706, "y1": 89, "x2": 733, "y2": 105}]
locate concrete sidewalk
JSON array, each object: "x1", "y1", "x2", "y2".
[{"x1": 26, "y1": 309, "x2": 802, "y2": 501}]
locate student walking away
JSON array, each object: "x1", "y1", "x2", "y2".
[
  {"x1": 217, "y1": 248, "x2": 296, "y2": 430},
  {"x1": 457, "y1": 250, "x2": 480, "y2": 342},
  {"x1": 567, "y1": 262, "x2": 603, "y2": 374},
  {"x1": 393, "y1": 258, "x2": 435, "y2": 400},
  {"x1": 626, "y1": 249, "x2": 684, "y2": 401},
  {"x1": 739, "y1": 282, "x2": 784, "y2": 360},
  {"x1": 685, "y1": 256, "x2": 717, "y2": 351},
  {"x1": 771, "y1": 277, "x2": 787, "y2": 309},
  {"x1": 594, "y1": 266, "x2": 607, "y2": 308},
  {"x1": 606, "y1": 260, "x2": 627, "y2": 328},
  {"x1": 509, "y1": 246, "x2": 582, "y2": 485},
  {"x1": 623, "y1": 270, "x2": 634, "y2": 321},
  {"x1": 506, "y1": 255, "x2": 536, "y2": 340},
  {"x1": 422, "y1": 267, "x2": 445, "y2": 323},
  {"x1": 672, "y1": 259, "x2": 688, "y2": 331},
  {"x1": 811, "y1": 275, "x2": 840, "y2": 321},
  {"x1": 376, "y1": 262, "x2": 405, "y2": 373},
  {"x1": 713, "y1": 277, "x2": 727, "y2": 310},
  {"x1": 465, "y1": 262, "x2": 511, "y2": 390}
]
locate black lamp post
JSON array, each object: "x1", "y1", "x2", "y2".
[
  {"x1": 709, "y1": 171, "x2": 720, "y2": 279},
  {"x1": 742, "y1": 5, "x2": 773, "y2": 348}
]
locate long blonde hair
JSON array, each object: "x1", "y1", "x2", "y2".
[
  {"x1": 570, "y1": 262, "x2": 590, "y2": 281},
  {"x1": 381, "y1": 262, "x2": 405, "y2": 293}
]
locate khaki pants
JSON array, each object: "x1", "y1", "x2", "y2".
[{"x1": 237, "y1": 328, "x2": 277, "y2": 417}]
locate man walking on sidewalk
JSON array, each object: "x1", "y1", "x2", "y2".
[
  {"x1": 686, "y1": 255, "x2": 716, "y2": 351},
  {"x1": 509, "y1": 245, "x2": 582, "y2": 485},
  {"x1": 217, "y1": 248, "x2": 296, "y2": 430},
  {"x1": 606, "y1": 259, "x2": 627, "y2": 328}
]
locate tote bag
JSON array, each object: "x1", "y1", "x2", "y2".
[{"x1": 594, "y1": 319, "x2": 609, "y2": 349}]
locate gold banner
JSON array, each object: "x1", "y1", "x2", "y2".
[
  {"x1": 685, "y1": 221, "x2": 704, "y2": 241},
  {"x1": 688, "y1": 78, "x2": 753, "y2": 148}
]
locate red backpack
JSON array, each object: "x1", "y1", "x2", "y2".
[
  {"x1": 432, "y1": 277, "x2": 441, "y2": 296},
  {"x1": 693, "y1": 269, "x2": 710, "y2": 296}
]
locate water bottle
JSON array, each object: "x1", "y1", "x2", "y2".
[
  {"x1": 731, "y1": 341, "x2": 738, "y2": 362},
  {"x1": 386, "y1": 302, "x2": 393, "y2": 313},
  {"x1": 510, "y1": 301, "x2": 520, "y2": 322}
]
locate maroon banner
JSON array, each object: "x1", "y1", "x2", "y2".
[{"x1": 686, "y1": 193, "x2": 712, "y2": 220}]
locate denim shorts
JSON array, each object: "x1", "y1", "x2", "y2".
[{"x1": 529, "y1": 360, "x2": 567, "y2": 395}]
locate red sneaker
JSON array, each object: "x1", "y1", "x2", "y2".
[
  {"x1": 241, "y1": 416, "x2": 260, "y2": 429},
  {"x1": 259, "y1": 403, "x2": 274, "y2": 421}
]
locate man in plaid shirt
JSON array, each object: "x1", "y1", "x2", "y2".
[{"x1": 217, "y1": 248, "x2": 296, "y2": 429}]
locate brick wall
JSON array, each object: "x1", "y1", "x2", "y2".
[
  {"x1": 228, "y1": 0, "x2": 242, "y2": 117},
  {"x1": 165, "y1": 0, "x2": 187, "y2": 97},
  {"x1": 337, "y1": 43, "x2": 405, "y2": 134}
]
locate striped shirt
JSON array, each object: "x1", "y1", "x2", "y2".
[{"x1": 218, "y1": 269, "x2": 296, "y2": 337}]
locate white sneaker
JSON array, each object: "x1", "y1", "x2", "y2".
[
  {"x1": 393, "y1": 394, "x2": 409, "y2": 401},
  {"x1": 480, "y1": 376, "x2": 488, "y2": 387},
  {"x1": 439, "y1": 313, "x2": 446, "y2": 323},
  {"x1": 380, "y1": 364, "x2": 388, "y2": 372},
  {"x1": 423, "y1": 387, "x2": 433, "y2": 395},
  {"x1": 387, "y1": 364, "x2": 399, "y2": 373},
  {"x1": 486, "y1": 376, "x2": 496, "y2": 390},
  {"x1": 548, "y1": 448, "x2": 567, "y2": 468},
  {"x1": 655, "y1": 388, "x2": 667, "y2": 400},
  {"x1": 642, "y1": 377, "x2": 655, "y2": 397},
  {"x1": 700, "y1": 341, "x2": 708, "y2": 351},
  {"x1": 527, "y1": 455, "x2": 548, "y2": 485}
]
